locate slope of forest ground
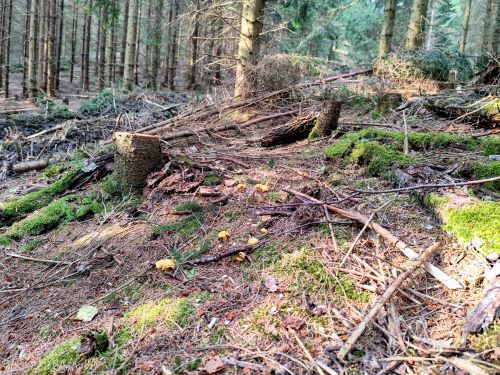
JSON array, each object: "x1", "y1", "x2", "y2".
[{"x1": 1, "y1": 62, "x2": 499, "y2": 374}]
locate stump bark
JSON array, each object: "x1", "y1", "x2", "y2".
[
  {"x1": 311, "y1": 99, "x2": 342, "y2": 137},
  {"x1": 113, "y1": 132, "x2": 163, "y2": 192}
]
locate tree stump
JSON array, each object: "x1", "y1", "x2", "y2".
[
  {"x1": 113, "y1": 132, "x2": 163, "y2": 192},
  {"x1": 310, "y1": 100, "x2": 342, "y2": 138}
]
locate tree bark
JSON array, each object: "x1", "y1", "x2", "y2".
[
  {"x1": 105, "y1": 0, "x2": 117, "y2": 86},
  {"x1": 81, "y1": 0, "x2": 92, "y2": 91},
  {"x1": 482, "y1": 0, "x2": 494, "y2": 52},
  {"x1": 3, "y1": 0, "x2": 13, "y2": 98},
  {"x1": 234, "y1": 0, "x2": 266, "y2": 100},
  {"x1": 118, "y1": 0, "x2": 130, "y2": 79},
  {"x1": 0, "y1": 0, "x2": 7, "y2": 90},
  {"x1": 22, "y1": 0, "x2": 32, "y2": 97},
  {"x1": 405, "y1": 0, "x2": 429, "y2": 49},
  {"x1": 123, "y1": 0, "x2": 139, "y2": 91},
  {"x1": 424, "y1": 0, "x2": 435, "y2": 50},
  {"x1": 113, "y1": 132, "x2": 163, "y2": 192},
  {"x1": 55, "y1": 0, "x2": 64, "y2": 91},
  {"x1": 149, "y1": 0, "x2": 163, "y2": 89},
  {"x1": 459, "y1": 0, "x2": 472, "y2": 52},
  {"x1": 98, "y1": 5, "x2": 107, "y2": 90},
  {"x1": 46, "y1": 0, "x2": 57, "y2": 97},
  {"x1": 28, "y1": 0, "x2": 39, "y2": 100},
  {"x1": 187, "y1": 0, "x2": 199, "y2": 90},
  {"x1": 134, "y1": 2, "x2": 141, "y2": 86},
  {"x1": 165, "y1": 0, "x2": 179, "y2": 90},
  {"x1": 494, "y1": 0, "x2": 500, "y2": 54},
  {"x1": 38, "y1": 0, "x2": 48, "y2": 92},
  {"x1": 69, "y1": 0, "x2": 77, "y2": 83},
  {"x1": 378, "y1": 0, "x2": 397, "y2": 57},
  {"x1": 311, "y1": 100, "x2": 342, "y2": 137}
]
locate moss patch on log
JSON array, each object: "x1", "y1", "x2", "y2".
[{"x1": 35, "y1": 337, "x2": 81, "y2": 375}]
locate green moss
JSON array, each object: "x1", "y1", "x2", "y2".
[
  {"x1": 151, "y1": 201, "x2": 204, "y2": 238},
  {"x1": 350, "y1": 141, "x2": 414, "y2": 176},
  {"x1": 203, "y1": 172, "x2": 222, "y2": 186},
  {"x1": 0, "y1": 235, "x2": 12, "y2": 246},
  {"x1": 42, "y1": 165, "x2": 63, "y2": 178},
  {"x1": 468, "y1": 324, "x2": 499, "y2": 352},
  {"x1": 483, "y1": 98, "x2": 500, "y2": 117},
  {"x1": 251, "y1": 241, "x2": 282, "y2": 268},
  {"x1": 1, "y1": 167, "x2": 80, "y2": 222},
  {"x1": 99, "y1": 174, "x2": 120, "y2": 197},
  {"x1": 268, "y1": 192, "x2": 281, "y2": 202},
  {"x1": 35, "y1": 337, "x2": 81, "y2": 375},
  {"x1": 210, "y1": 326, "x2": 228, "y2": 344},
  {"x1": 443, "y1": 201, "x2": 500, "y2": 254},
  {"x1": 472, "y1": 162, "x2": 500, "y2": 192},
  {"x1": 20, "y1": 238, "x2": 45, "y2": 253},
  {"x1": 325, "y1": 139, "x2": 353, "y2": 158},
  {"x1": 424, "y1": 193, "x2": 451, "y2": 208},
  {"x1": 187, "y1": 358, "x2": 202, "y2": 371}
]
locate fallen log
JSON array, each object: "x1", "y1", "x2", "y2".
[
  {"x1": 424, "y1": 96, "x2": 499, "y2": 126},
  {"x1": 337, "y1": 242, "x2": 440, "y2": 361},
  {"x1": 260, "y1": 112, "x2": 317, "y2": 147},
  {"x1": 13, "y1": 159, "x2": 48, "y2": 174},
  {"x1": 283, "y1": 188, "x2": 463, "y2": 290}
]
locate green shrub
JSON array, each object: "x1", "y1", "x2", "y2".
[{"x1": 78, "y1": 89, "x2": 120, "y2": 117}]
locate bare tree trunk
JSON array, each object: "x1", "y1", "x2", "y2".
[
  {"x1": 0, "y1": 0, "x2": 7, "y2": 90},
  {"x1": 38, "y1": 0, "x2": 48, "y2": 92},
  {"x1": 405, "y1": 0, "x2": 429, "y2": 49},
  {"x1": 28, "y1": 0, "x2": 39, "y2": 100},
  {"x1": 70, "y1": 1, "x2": 77, "y2": 83},
  {"x1": 163, "y1": 0, "x2": 178, "y2": 89},
  {"x1": 144, "y1": 0, "x2": 152, "y2": 86},
  {"x1": 3, "y1": 0, "x2": 13, "y2": 98},
  {"x1": 378, "y1": 0, "x2": 397, "y2": 56},
  {"x1": 55, "y1": 0, "x2": 65, "y2": 91},
  {"x1": 123, "y1": 0, "x2": 139, "y2": 91},
  {"x1": 98, "y1": 5, "x2": 107, "y2": 89},
  {"x1": 46, "y1": 0, "x2": 57, "y2": 97},
  {"x1": 187, "y1": 0, "x2": 199, "y2": 90},
  {"x1": 22, "y1": 0, "x2": 32, "y2": 97},
  {"x1": 149, "y1": 0, "x2": 163, "y2": 89},
  {"x1": 106, "y1": 0, "x2": 117, "y2": 86},
  {"x1": 134, "y1": 1, "x2": 141, "y2": 86},
  {"x1": 234, "y1": 0, "x2": 266, "y2": 100},
  {"x1": 118, "y1": 0, "x2": 130, "y2": 79},
  {"x1": 494, "y1": 0, "x2": 500, "y2": 54},
  {"x1": 424, "y1": 0, "x2": 435, "y2": 50},
  {"x1": 482, "y1": 0, "x2": 494, "y2": 52},
  {"x1": 459, "y1": 0, "x2": 472, "y2": 52},
  {"x1": 81, "y1": 0, "x2": 92, "y2": 91}
]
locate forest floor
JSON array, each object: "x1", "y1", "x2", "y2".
[{"x1": 0, "y1": 70, "x2": 499, "y2": 375}]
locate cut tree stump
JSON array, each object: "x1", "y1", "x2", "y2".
[
  {"x1": 113, "y1": 132, "x2": 163, "y2": 192},
  {"x1": 310, "y1": 100, "x2": 342, "y2": 138}
]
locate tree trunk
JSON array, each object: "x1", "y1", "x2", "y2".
[
  {"x1": 81, "y1": 1, "x2": 92, "y2": 91},
  {"x1": 118, "y1": 0, "x2": 130, "y2": 79},
  {"x1": 459, "y1": 0, "x2": 472, "y2": 52},
  {"x1": 187, "y1": 0, "x2": 199, "y2": 90},
  {"x1": 310, "y1": 100, "x2": 342, "y2": 138},
  {"x1": 46, "y1": 0, "x2": 57, "y2": 97},
  {"x1": 0, "y1": 0, "x2": 7, "y2": 90},
  {"x1": 134, "y1": 2, "x2": 141, "y2": 86},
  {"x1": 38, "y1": 0, "x2": 48, "y2": 92},
  {"x1": 22, "y1": 0, "x2": 32, "y2": 97},
  {"x1": 149, "y1": 0, "x2": 163, "y2": 89},
  {"x1": 405, "y1": 0, "x2": 429, "y2": 49},
  {"x1": 28, "y1": 0, "x2": 39, "y2": 100},
  {"x1": 494, "y1": 0, "x2": 500, "y2": 54},
  {"x1": 113, "y1": 132, "x2": 163, "y2": 192},
  {"x1": 378, "y1": 0, "x2": 397, "y2": 57},
  {"x1": 98, "y1": 5, "x2": 107, "y2": 90},
  {"x1": 70, "y1": 2, "x2": 77, "y2": 83},
  {"x1": 123, "y1": 0, "x2": 139, "y2": 91},
  {"x1": 482, "y1": 0, "x2": 494, "y2": 52},
  {"x1": 260, "y1": 114, "x2": 316, "y2": 147},
  {"x1": 234, "y1": 0, "x2": 266, "y2": 100},
  {"x1": 55, "y1": 0, "x2": 64, "y2": 91},
  {"x1": 105, "y1": 0, "x2": 117, "y2": 86},
  {"x1": 164, "y1": 0, "x2": 178, "y2": 90},
  {"x1": 424, "y1": 0, "x2": 435, "y2": 50},
  {"x1": 3, "y1": 0, "x2": 13, "y2": 98},
  {"x1": 144, "y1": 0, "x2": 152, "y2": 85}
]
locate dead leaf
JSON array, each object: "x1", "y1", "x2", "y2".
[
  {"x1": 261, "y1": 215, "x2": 272, "y2": 222},
  {"x1": 264, "y1": 276, "x2": 279, "y2": 292},
  {"x1": 75, "y1": 305, "x2": 98, "y2": 322},
  {"x1": 282, "y1": 315, "x2": 305, "y2": 331},
  {"x1": 236, "y1": 183, "x2": 247, "y2": 191},
  {"x1": 200, "y1": 356, "x2": 225, "y2": 374},
  {"x1": 199, "y1": 186, "x2": 221, "y2": 196}
]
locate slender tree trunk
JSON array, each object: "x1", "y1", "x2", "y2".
[
  {"x1": 459, "y1": 0, "x2": 472, "y2": 52},
  {"x1": 123, "y1": 0, "x2": 139, "y2": 91},
  {"x1": 405, "y1": 0, "x2": 429, "y2": 49},
  {"x1": 0, "y1": 0, "x2": 7, "y2": 90},
  {"x1": 95, "y1": 12, "x2": 101, "y2": 76},
  {"x1": 234, "y1": 0, "x2": 266, "y2": 100},
  {"x1": 70, "y1": 1, "x2": 77, "y2": 83},
  {"x1": 55, "y1": 0, "x2": 64, "y2": 91},
  {"x1": 106, "y1": 0, "x2": 117, "y2": 86},
  {"x1": 22, "y1": 0, "x2": 32, "y2": 97},
  {"x1": 163, "y1": 0, "x2": 175, "y2": 88},
  {"x1": 494, "y1": 0, "x2": 500, "y2": 54},
  {"x1": 28, "y1": 0, "x2": 39, "y2": 100},
  {"x1": 118, "y1": 0, "x2": 130, "y2": 79},
  {"x1": 82, "y1": 0, "x2": 92, "y2": 91},
  {"x1": 3, "y1": 0, "x2": 13, "y2": 98},
  {"x1": 149, "y1": 0, "x2": 163, "y2": 89},
  {"x1": 38, "y1": 0, "x2": 48, "y2": 92},
  {"x1": 98, "y1": 5, "x2": 107, "y2": 89},
  {"x1": 46, "y1": 0, "x2": 57, "y2": 97},
  {"x1": 378, "y1": 0, "x2": 397, "y2": 57},
  {"x1": 144, "y1": 0, "x2": 152, "y2": 86},
  {"x1": 134, "y1": 1, "x2": 141, "y2": 86},
  {"x1": 187, "y1": 0, "x2": 199, "y2": 90},
  {"x1": 424, "y1": 0, "x2": 435, "y2": 50},
  {"x1": 482, "y1": 0, "x2": 494, "y2": 52}
]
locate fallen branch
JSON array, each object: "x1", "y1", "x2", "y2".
[
  {"x1": 13, "y1": 159, "x2": 49, "y2": 174},
  {"x1": 283, "y1": 189, "x2": 462, "y2": 290},
  {"x1": 337, "y1": 242, "x2": 440, "y2": 360},
  {"x1": 6, "y1": 252, "x2": 70, "y2": 265},
  {"x1": 350, "y1": 176, "x2": 500, "y2": 195}
]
